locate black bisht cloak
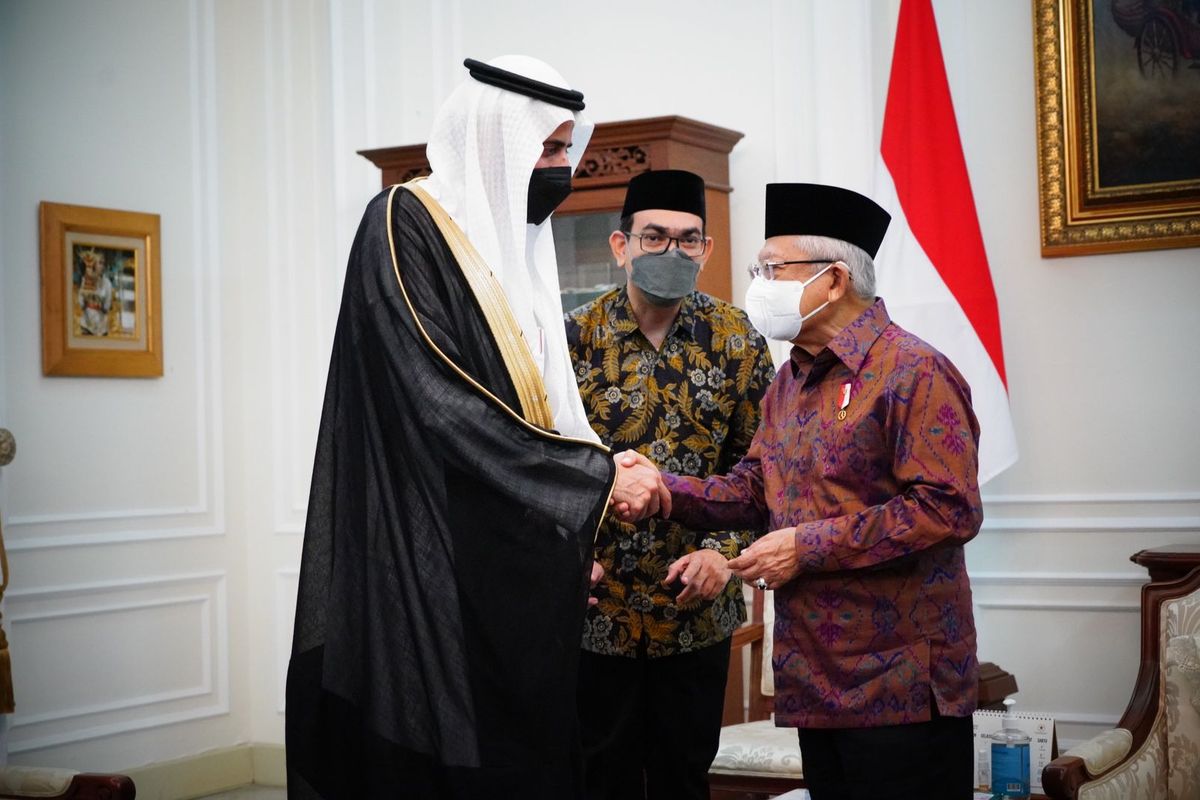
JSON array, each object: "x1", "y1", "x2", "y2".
[{"x1": 286, "y1": 186, "x2": 616, "y2": 799}]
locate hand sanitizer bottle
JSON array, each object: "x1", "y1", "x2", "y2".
[{"x1": 991, "y1": 698, "x2": 1031, "y2": 799}]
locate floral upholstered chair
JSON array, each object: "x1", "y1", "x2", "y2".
[{"x1": 1042, "y1": 566, "x2": 1200, "y2": 800}]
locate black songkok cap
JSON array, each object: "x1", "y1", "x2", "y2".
[
  {"x1": 620, "y1": 170, "x2": 707, "y2": 222},
  {"x1": 764, "y1": 183, "x2": 891, "y2": 258},
  {"x1": 463, "y1": 58, "x2": 585, "y2": 111}
]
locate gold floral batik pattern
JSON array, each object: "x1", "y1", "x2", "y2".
[{"x1": 565, "y1": 288, "x2": 776, "y2": 658}]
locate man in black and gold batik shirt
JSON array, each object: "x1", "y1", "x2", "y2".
[{"x1": 565, "y1": 170, "x2": 776, "y2": 800}]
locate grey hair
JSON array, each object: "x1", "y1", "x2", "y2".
[{"x1": 792, "y1": 235, "x2": 876, "y2": 300}]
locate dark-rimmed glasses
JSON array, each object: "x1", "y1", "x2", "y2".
[{"x1": 626, "y1": 231, "x2": 708, "y2": 257}]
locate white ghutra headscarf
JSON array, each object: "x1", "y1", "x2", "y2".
[{"x1": 422, "y1": 55, "x2": 599, "y2": 443}]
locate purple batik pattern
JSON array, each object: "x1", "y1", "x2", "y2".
[{"x1": 663, "y1": 299, "x2": 983, "y2": 729}]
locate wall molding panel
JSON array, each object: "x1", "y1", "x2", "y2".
[
  {"x1": 5, "y1": 571, "x2": 229, "y2": 754},
  {"x1": 186, "y1": 0, "x2": 225, "y2": 536},
  {"x1": 428, "y1": 0, "x2": 462, "y2": 113},
  {"x1": 11, "y1": 595, "x2": 213, "y2": 728},
  {"x1": 1046, "y1": 711, "x2": 1124, "y2": 727},
  {"x1": 969, "y1": 571, "x2": 1147, "y2": 587},
  {"x1": 980, "y1": 517, "x2": 1200, "y2": 534},
  {"x1": 975, "y1": 600, "x2": 1141, "y2": 613},
  {"x1": 263, "y1": 0, "x2": 340, "y2": 538},
  {"x1": 983, "y1": 491, "x2": 1200, "y2": 505},
  {"x1": 977, "y1": 491, "x2": 1200, "y2": 535},
  {"x1": 274, "y1": 568, "x2": 300, "y2": 713}
]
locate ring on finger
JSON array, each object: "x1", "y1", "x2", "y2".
[{"x1": 755, "y1": 577, "x2": 768, "y2": 591}]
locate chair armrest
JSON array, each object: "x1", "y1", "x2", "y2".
[
  {"x1": 1041, "y1": 729, "x2": 1133, "y2": 800},
  {"x1": 64, "y1": 773, "x2": 135, "y2": 799},
  {"x1": 730, "y1": 622, "x2": 764, "y2": 650},
  {"x1": 724, "y1": 620, "x2": 771, "y2": 724},
  {"x1": 1065, "y1": 728, "x2": 1134, "y2": 774},
  {"x1": 0, "y1": 769, "x2": 135, "y2": 800},
  {"x1": 0, "y1": 766, "x2": 76, "y2": 798},
  {"x1": 1041, "y1": 755, "x2": 1090, "y2": 800}
]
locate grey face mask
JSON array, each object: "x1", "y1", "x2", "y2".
[{"x1": 630, "y1": 250, "x2": 700, "y2": 306}]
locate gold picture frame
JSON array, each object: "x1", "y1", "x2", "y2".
[
  {"x1": 1033, "y1": 0, "x2": 1200, "y2": 257},
  {"x1": 39, "y1": 202, "x2": 163, "y2": 377}
]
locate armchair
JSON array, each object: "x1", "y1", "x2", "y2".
[{"x1": 1041, "y1": 565, "x2": 1200, "y2": 800}]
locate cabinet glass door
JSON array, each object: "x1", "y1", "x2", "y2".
[{"x1": 552, "y1": 211, "x2": 623, "y2": 313}]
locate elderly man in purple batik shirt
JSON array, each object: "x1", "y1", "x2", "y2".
[{"x1": 648, "y1": 183, "x2": 984, "y2": 800}]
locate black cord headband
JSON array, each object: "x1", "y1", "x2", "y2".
[{"x1": 463, "y1": 58, "x2": 585, "y2": 111}]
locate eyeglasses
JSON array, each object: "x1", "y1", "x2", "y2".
[
  {"x1": 626, "y1": 231, "x2": 708, "y2": 257},
  {"x1": 746, "y1": 259, "x2": 835, "y2": 281}
]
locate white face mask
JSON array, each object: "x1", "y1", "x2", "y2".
[{"x1": 743, "y1": 264, "x2": 833, "y2": 342}]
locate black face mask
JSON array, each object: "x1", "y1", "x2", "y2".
[{"x1": 527, "y1": 166, "x2": 573, "y2": 225}]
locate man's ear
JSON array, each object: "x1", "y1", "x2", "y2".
[
  {"x1": 828, "y1": 262, "x2": 851, "y2": 302},
  {"x1": 610, "y1": 230, "x2": 630, "y2": 267}
]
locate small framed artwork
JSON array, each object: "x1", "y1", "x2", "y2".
[
  {"x1": 39, "y1": 201, "x2": 163, "y2": 377},
  {"x1": 1032, "y1": 0, "x2": 1200, "y2": 257}
]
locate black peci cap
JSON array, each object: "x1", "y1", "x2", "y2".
[
  {"x1": 620, "y1": 170, "x2": 706, "y2": 222},
  {"x1": 764, "y1": 183, "x2": 891, "y2": 258}
]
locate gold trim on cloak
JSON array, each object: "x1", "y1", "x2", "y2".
[
  {"x1": 402, "y1": 180, "x2": 555, "y2": 430},
  {"x1": 384, "y1": 182, "x2": 607, "y2": 453},
  {"x1": 383, "y1": 183, "x2": 616, "y2": 543}
]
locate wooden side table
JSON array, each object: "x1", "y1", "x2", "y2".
[{"x1": 977, "y1": 662, "x2": 1019, "y2": 710}]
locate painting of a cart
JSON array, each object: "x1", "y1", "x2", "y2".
[
  {"x1": 1112, "y1": 0, "x2": 1200, "y2": 76},
  {"x1": 1033, "y1": 0, "x2": 1200, "y2": 255},
  {"x1": 1093, "y1": 0, "x2": 1200, "y2": 188}
]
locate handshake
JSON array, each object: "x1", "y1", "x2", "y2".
[
  {"x1": 609, "y1": 450, "x2": 670, "y2": 523},
  {"x1": 606, "y1": 449, "x2": 799, "y2": 595},
  {"x1": 603, "y1": 450, "x2": 735, "y2": 604}
]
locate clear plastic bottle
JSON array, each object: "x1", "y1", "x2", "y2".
[
  {"x1": 990, "y1": 698, "x2": 1031, "y2": 799},
  {"x1": 977, "y1": 742, "x2": 991, "y2": 792}
]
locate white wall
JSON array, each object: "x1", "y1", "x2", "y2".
[
  {"x1": 0, "y1": 0, "x2": 241, "y2": 769},
  {"x1": 0, "y1": 0, "x2": 1196, "y2": 773}
]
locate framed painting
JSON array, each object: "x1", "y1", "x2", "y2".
[
  {"x1": 1033, "y1": 0, "x2": 1200, "y2": 256},
  {"x1": 39, "y1": 202, "x2": 163, "y2": 377}
]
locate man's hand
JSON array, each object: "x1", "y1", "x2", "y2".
[
  {"x1": 610, "y1": 450, "x2": 671, "y2": 522},
  {"x1": 663, "y1": 548, "x2": 731, "y2": 604},
  {"x1": 727, "y1": 527, "x2": 799, "y2": 590},
  {"x1": 588, "y1": 560, "x2": 604, "y2": 608}
]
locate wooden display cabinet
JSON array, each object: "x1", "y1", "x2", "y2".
[{"x1": 359, "y1": 115, "x2": 744, "y2": 308}]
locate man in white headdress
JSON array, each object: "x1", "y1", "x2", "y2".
[{"x1": 285, "y1": 56, "x2": 668, "y2": 799}]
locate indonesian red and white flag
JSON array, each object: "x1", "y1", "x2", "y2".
[{"x1": 874, "y1": 0, "x2": 1018, "y2": 484}]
